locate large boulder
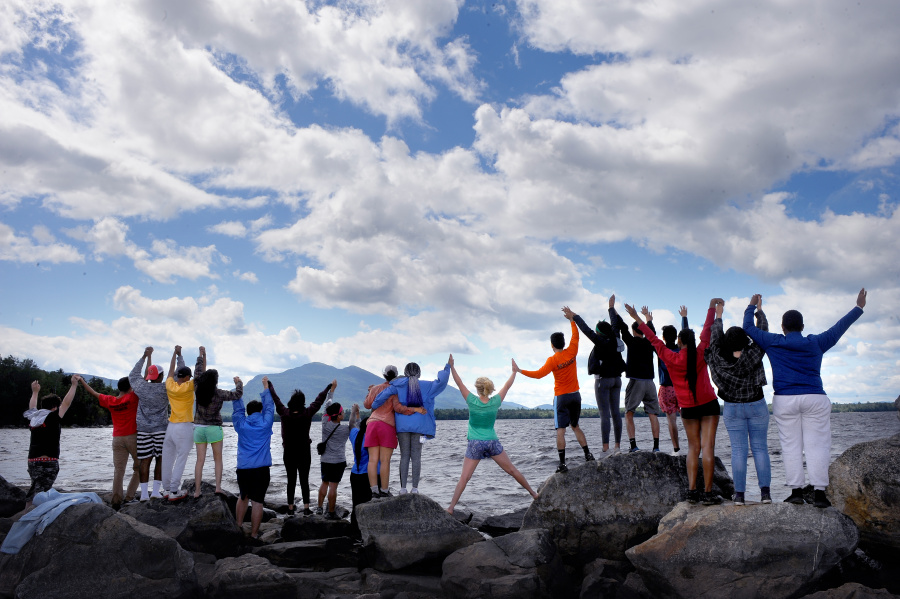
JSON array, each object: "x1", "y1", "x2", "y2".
[
  {"x1": 281, "y1": 511, "x2": 355, "y2": 542},
  {"x1": 441, "y1": 528, "x2": 572, "y2": 599},
  {"x1": 479, "y1": 507, "x2": 528, "y2": 537},
  {"x1": 828, "y1": 434, "x2": 900, "y2": 560},
  {"x1": 0, "y1": 503, "x2": 199, "y2": 599},
  {"x1": 0, "y1": 476, "x2": 25, "y2": 518},
  {"x1": 205, "y1": 554, "x2": 296, "y2": 599},
  {"x1": 119, "y1": 492, "x2": 244, "y2": 558},
  {"x1": 356, "y1": 493, "x2": 483, "y2": 572},
  {"x1": 360, "y1": 569, "x2": 444, "y2": 597},
  {"x1": 626, "y1": 502, "x2": 859, "y2": 599},
  {"x1": 801, "y1": 583, "x2": 899, "y2": 599},
  {"x1": 521, "y1": 451, "x2": 733, "y2": 564},
  {"x1": 252, "y1": 536, "x2": 359, "y2": 569}
]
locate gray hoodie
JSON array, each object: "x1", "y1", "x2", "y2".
[{"x1": 129, "y1": 358, "x2": 170, "y2": 433}]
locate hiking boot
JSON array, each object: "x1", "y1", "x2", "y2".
[
  {"x1": 555, "y1": 463, "x2": 568, "y2": 473},
  {"x1": 813, "y1": 490, "x2": 831, "y2": 509},
  {"x1": 701, "y1": 492, "x2": 723, "y2": 506},
  {"x1": 760, "y1": 487, "x2": 772, "y2": 504},
  {"x1": 686, "y1": 489, "x2": 700, "y2": 504},
  {"x1": 732, "y1": 492, "x2": 745, "y2": 506},
  {"x1": 784, "y1": 488, "x2": 805, "y2": 505},
  {"x1": 585, "y1": 452, "x2": 595, "y2": 462}
]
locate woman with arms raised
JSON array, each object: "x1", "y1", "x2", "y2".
[{"x1": 446, "y1": 354, "x2": 539, "y2": 514}]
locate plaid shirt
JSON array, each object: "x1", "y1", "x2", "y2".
[{"x1": 705, "y1": 311, "x2": 768, "y2": 403}]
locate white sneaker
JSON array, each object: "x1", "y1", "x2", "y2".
[
  {"x1": 150, "y1": 492, "x2": 164, "y2": 499},
  {"x1": 168, "y1": 489, "x2": 188, "y2": 502},
  {"x1": 671, "y1": 450, "x2": 682, "y2": 457},
  {"x1": 399, "y1": 488, "x2": 408, "y2": 495},
  {"x1": 140, "y1": 495, "x2": 150, "y2": 502},
  {"x1": 410, "y1": 488, "x2": 419, "y2": 494}
]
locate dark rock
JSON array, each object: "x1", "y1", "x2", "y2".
[
  {"x1": 821, "y1": 548, "x2": 900, "y2": 596},
  {"x1": 801, "y1": 582, "x2": 899, "y2": 599},
  {"x1": 253, "y1": 537, "x2": 359, "y2": 569},
  {"x1": 119, "y1": 491, "x2": 244, "y2": 558},
  {"x1": 449, "y1": 506, "x2": 474, "y2": 525},
  {"x1": 0, "y1": 503, "x2": 199, "y2": 598},
  {"x1": 256, "y1": 520, "x2": 283, "y2": 544},
  {"x1": 828, "y1": 434, "x2": 900, "y2": 561},
  {"x1": 357, "y1": 493, "x2": 483, "y2": 572},
  {"x1": 521, "y1": 451, "x2": 733, "y2": 564},
  {"x1": 360, "y1": 569, "x2": 444, "y2": 597},
  {"x1": 617, "y1": 572, "x2": 653, "y2": 599},
  {"x1": 441, "y1": 528, "x2": 572, "y2": 599},
  {"x1": 206, "y1": 554, "x2": 296, "y2": 599},
  {"x1": 580, "y1": 574, "x2": 622, "y2": 599},
  {"x1": 288, "y1": 567, "x2": 362, "y2": 599},
  {"x1": 582, "y1": 557, "x2": 632, "y2": 582},
  {"x1": 0, "y1": 475, "x2": 25, "y2": 518},
  {"x1": 479, "y1": 507, "x2": 528, "y2": 537},
  {"x1": 281, "y1": 511, "x2": 356, "y2": 542},
  {"x1": 626, "y1": 502, "x2": 859, "y2": 599}
]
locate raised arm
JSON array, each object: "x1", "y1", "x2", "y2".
[
  {"x1": 194, "y1": 346, "x2": 206, "y2": 378},
  {"x1": 306, "y1": 381, "x2": 334, "y2": 417},
  {"x1": 78, "y1": 377, "x2": 101, "y2": 400},
  {"x1": 348, "y1": 403, "x2": 360, "y2": 429},
  {"x1": 756, "y1": 297, "x2": 769, "y2": 332},
  {"x1": 497, "y1": 363, "x2": 517, "y2": 402},
  {"x1": 28, "y1": 380, "x2": 40, "y2": 410},
  {"x1": 573, "y1": 314, "x2": 605, "y2": 346},
  {"x1": 261, "y1": 383, "x2": 275, "y2": 425},
  {"x1": 143, "y1": 347, "x2": 152, "y2": 379},
  {"x1": 814, "y1": 289, "x2": 866, "y2": 353},
  {"x1": 743, "y1": 294, "x2": 778, "y2": 348},
  {"x1": 679, "y1": 305, "x2": 690, "y2": 331},
  {"x1": 699, "y1": 301, "x2": 717, "y2": 349},
  {"x1": 565, "y1": 315, "x2": 579, "y2": 354},
  {"x1": 168, "y1": 346, "x2": 180, "y2": 379},
  {"x1": 448, "y1": 354, "x2": 469, "y2": 400},
  {"x1": 59, "y1": 375, "x2": 81, "y2": 418},
  {"x1": 430, "y1": 362, "x2": 451, "y2": 397},
  {"x1": 709, "y1": 299, "x2": 725, "y2": 349},
  {"x1": 130, "y1": 348, "x2": 152, "y2": 392}
]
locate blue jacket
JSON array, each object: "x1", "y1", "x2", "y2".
[
  {"x1": 1, "y1": 490, "x2": 102, "y2": 554},
  {"x1": 372, "y1": 364, "x2": 450, "y2": 437},
  {"x1": 743, "y1": 304, "x2": 863, "y2": 396},
  {"x1": 232, "y1": 388, "x2": 275, "y2": 469}
]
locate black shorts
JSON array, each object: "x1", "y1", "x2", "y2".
[
  {"x1": 236, "y1": 466, "x2": 270, "y2": 503},
  {"x1": 321, "y1": 461, "x2": 347, "y2": 484},
  {"x1": 554, "y1": 392, "x2": 582, "y2": 429},
  {"x1": 681, "y1": 400, "x2": 721, "y2": 420}
]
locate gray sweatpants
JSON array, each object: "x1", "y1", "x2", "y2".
[{"x1": 396, "y1": 432, "x2": 423, "y2": 489}]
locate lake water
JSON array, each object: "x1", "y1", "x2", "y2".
[{"x1": 1, "y1": 412, "x2": 897, "y2": 516}]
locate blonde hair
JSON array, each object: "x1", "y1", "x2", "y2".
[{"x1": 474, "y1": 377, "x2": 495, "y2": 398}]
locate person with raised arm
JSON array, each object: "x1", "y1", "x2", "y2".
[
  {"x1": 192, "y1": 346, "x2": 242, "y2": 498},
  {"x1": 571, "y1": 302, "x2": 627, "y2": 453},
  {"x1": 129, "y1": 347, "x2": 169, "y2": 500},
  {"x1": 655, "y1": 306, "x2": 690, "y2": 456},
  {"x1": 371, "y1": 361, "x2": 450, "y2": 494},
  {"x1": 513, "y1": 306, "x2": 594, "y2": 473},
  {"x1": 609, "y1": 295, "x2": 662, "y2": 453},
  {"x1": 743, "y1": 288, "x2": 867, "y2": 508},
  {"x1": 232, "y1": 375, "x2": 276, "y2": 538},
  {"x1": 624, "y1": 300, "x2": 722, "y2": 505},
  {"x1": 446, "y1": 355, "x2": 540, "y2": 514},
  {"x1": 706, "y1": 298, "x2": 772, "y2": 505},
  {"x1": 160, "y1": 345, "x2": 195, "y2": 501},
  {"x1": 317, "y1": 396, "x2": 359, "y2": 519},
  {"x1": 78, "y1": 375, "x2": 140, "y2": 508},
  {"x1": 270, "y1": 379, "x2": 332, "y2": 516},
  {"x1": 22, "y1": 376, "x2": 81, "y2": 508}
]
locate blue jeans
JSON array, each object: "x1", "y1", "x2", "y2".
[{"x1": 723, "y1": 399, "x2": 771, "y2": 492}]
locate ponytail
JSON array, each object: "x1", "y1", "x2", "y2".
[
  {"x1": 353, "y1": 418, "x2": 368, "y2": 469},
  {"x1": 679, "y1": 329, "x2": 698, "y2": 399}
]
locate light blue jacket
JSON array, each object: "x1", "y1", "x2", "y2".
[
  {"x1": 232, "y1": 388, "x2": 275, "y2": 469},
  {"x1": 1, "y1": 490, "x2": 102, "y2": 554},
  {"x1": 372, "y1": 364, "x2": 450, "y2": 437}
]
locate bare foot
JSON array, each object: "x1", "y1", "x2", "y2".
[
  {"x1": 531, "y1": 492, "x2": 540, "y2": 500},
  {"x1": 193, "y1": 493, "x2": 201, "y2": 499},
  {"x1": 446, "y1": 507, "x2": 454, "y2": 514}
]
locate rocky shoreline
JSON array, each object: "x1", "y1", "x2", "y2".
[{"x1": 1, "y1": 430, "x2": 898, "y2": 599}]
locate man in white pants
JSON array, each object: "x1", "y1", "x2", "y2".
[{"x1": 743, "y1": 289, "x2": 866, "y2": 508}]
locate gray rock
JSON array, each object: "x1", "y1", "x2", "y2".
[
  {"x1": 281, "y1": 511, "x2": 356, "y2": 542},
  {"x1": 206, "y1": 554, "x2": 296, "y2": 599},
  {"x1": 582, "y1": 557, "x2": 632, "y2": 582},
  {"x1": 357, "y1": 493, "x2": 483, "y2": 572},
  {"x1": 829, "y1": 433, "x2": 900, "y2": 560},
  {"x1": 449, "y1": 506, "x2": 474, "y2": 525},
  {"x1": 119, "y1": 492, "x2": 244, "y2": 558},
  {"x1": 479, "y1": 507, "x2": 528, "y2": 537},
  {"x1": 441, "y1": 528, "x2": 572, "y2": 599},
  {"x1": 617, "y1": 572, "x2": 653, "y2": 599},
  {"x1": 0, "y1": 503, "x2": 199, "y2": 599},
  {"x1": 288, "y1": 567, "x2": 362, "y2": 599},
  {"x1": 360, "y1": 569, "x2": 444, "y2": 597},
  {"x1": 521, "y1": 451, "x2": 733, "y2": 564},
  {"x1": 253, "y1": 536, "x2": 359, "y2": 569},
  {"x1": 802, "y1": 582, "x2": 900, "y2": 599},
  {"x1": 0, "y1": 476, "x2": 25, "y2": 518},
  {"x1": 626, "y1": 502, "x2": 859, "y2": 599}
]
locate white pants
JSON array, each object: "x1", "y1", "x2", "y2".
[
  {"x1": 772, "y1": 394, "x2": 832, "y2": 490},
  {"x1": 161, "y1": 422, "x2": 194, "y2": 493}
]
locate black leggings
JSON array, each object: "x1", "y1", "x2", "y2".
[{"x1": 284, "y1": 444, "x2": 312, "y2": 506}]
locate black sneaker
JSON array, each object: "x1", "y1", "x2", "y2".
[
  {"x1": 380, "y1": 489, "x2": 393, "y2": 497},
  {"x1": 813, "y1": 490, "x2": 831, "y2": 509},
  {"x1": 687, "y1": 489, "x2": 700, "y2": 504},
  {"x1": 784, "y1": 488, "x2": 805, "y2": 505},
  {"x1": 555, "y1": 463, "x2": 568, "y2": 473},
  {"x1": 585, "y1": 452, "x2": 595, "y2": 462},
  {"x1": 760, "y1": 487, "x2": 772, "y2": 504},
  {"x1": 324, "y1": 511, "x2": 340, "y2": 520},
  {"x1": 732, "y1": 492, "x2": 745, "y2": 506},
  {"x1": 701, "y1": 492, "x2": 723, "y2": 505},
  {"x1": 314, "y1": 506, "x2": 324, "y2": 515},
  {"x1": 302, "y1": 508, "x2": 313, "y2": 516},
  {"x1": 287, "y1": 506, "x2": 296, "y2": 516}
]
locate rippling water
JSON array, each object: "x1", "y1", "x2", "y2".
[{"x1": 1, "y1": 412, "x2": 897, "y2": 516}]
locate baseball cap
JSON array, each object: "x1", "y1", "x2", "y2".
[{"x1": 146, "y1": 365, "x2": 163, "y2": 381}]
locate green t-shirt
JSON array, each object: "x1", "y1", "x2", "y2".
[{"x1": 466, "y1": 393, "x2": 502, "y2": 441}]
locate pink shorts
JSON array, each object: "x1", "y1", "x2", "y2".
[
  {"x1": 658, "y1": 385, "x2": 680, "y2": 415},
  {"x1": 363, "y1": 420, "x2": 398, "y2": 449}
]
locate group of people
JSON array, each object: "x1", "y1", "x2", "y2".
[{"x1": 21, "y1": 287, "x2": 867, "y2": 532}]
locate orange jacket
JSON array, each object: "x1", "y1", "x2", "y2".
[{"x1": 520, "y1": 320, "x2": 580, "y2": 396}]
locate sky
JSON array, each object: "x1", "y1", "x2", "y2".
[{"x1": 1, "y1": 0, "x2": 898, "y2": 408}]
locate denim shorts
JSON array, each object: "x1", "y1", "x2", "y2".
[{"x1": 466, "y1": 439, "x2": 503, "y2": 460}]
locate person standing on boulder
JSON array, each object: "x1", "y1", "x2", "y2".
[
  {"x1": 160, "y1": 345, "x2": 195, "y2": 501},
  {"x1": 446, "y1": 355, "x2": 540, "y2": 514},
  {"x1": 23, "y1": 376, "x2": 81, "y2": 508},
  {"x1": 513, "y1": 306, "x2": 594, "y2": 473},
  {"x1": 232, "y1": 375, "x2": 276, "y2": 538},
  {"x1": 371, "y1": 361, "x2": 450, "y2": 494},
  {"x1": 655, "y1": 307, "x2": 690, "y2": 456},
  {"x1": 192, "y1": 346, "x2": 242, "y2": 498},
  {"x1": 624, "y1": 301, "x2": 722, "y2": 505},
  {"x1": 129, "y1": 347, "x2": 169, "y2": 501},
  {"x1": 743, "y1": 289, "x2": 867, "y2": 509},
  {"x1": 77, "y1": 376, "x2": 140, "y2": 508},
  {"x1": 609, "y1": 295, "x2": 663, "y2": 453},
  {"x1": 317, "y1": 396, "x2": 359, "y2": 519}
]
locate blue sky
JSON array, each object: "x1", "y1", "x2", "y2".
[{"x1": 1, "y1": 0, "x2": 898, "y2": 407}]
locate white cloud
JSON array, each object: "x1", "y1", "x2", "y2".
[
  {"x1": 0, "y1": 221, "x2": 84, "y2": 264},
  {"x1": 233, "y1": 270, "x2": 258, "y2": 283},
  {"x1": 208, "y1": 221, "x2": 248, "y2": 238}
]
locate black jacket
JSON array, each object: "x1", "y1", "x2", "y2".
[
  {"x1": 573, "y1": 315, "x2": 626, "y2": 377},
  {"x1": 610, "y1": 308, "x2": 656, "y2": 380}
]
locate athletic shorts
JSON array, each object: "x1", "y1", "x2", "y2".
[
  {"x1": 136, "y1": 431, "x2": 166, "y2": 459},
  {"x1": 465, "y1": 439, "x2": 503, "y2": 460},
  {"x1": 657, "y1": 385, "x2": 680, "y2": 415},
  {"x1": 321, "y1": 461, "x2": 347, "y2": 484},
  {"x1": 554, "y1": 391, "x2": 583, "y2": 429},
  {"x1": 236, "y1": 466, "x2": 270, "y2": 503},
  {"x1": 26, "y1": 459, "x2": 60, "y2": 500},
  {"x1": 681, "y1": 399, "x2": 721, "y2": 420},
  {"x1": 193, "y1": 425, "x2": 224, "y2": 444},
  {"x1": 624, "y1": 380, "x2": 661, "y2": 415},
  {"x1": 363, "y1": 420, "x2": 398, "y2": 449}
]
